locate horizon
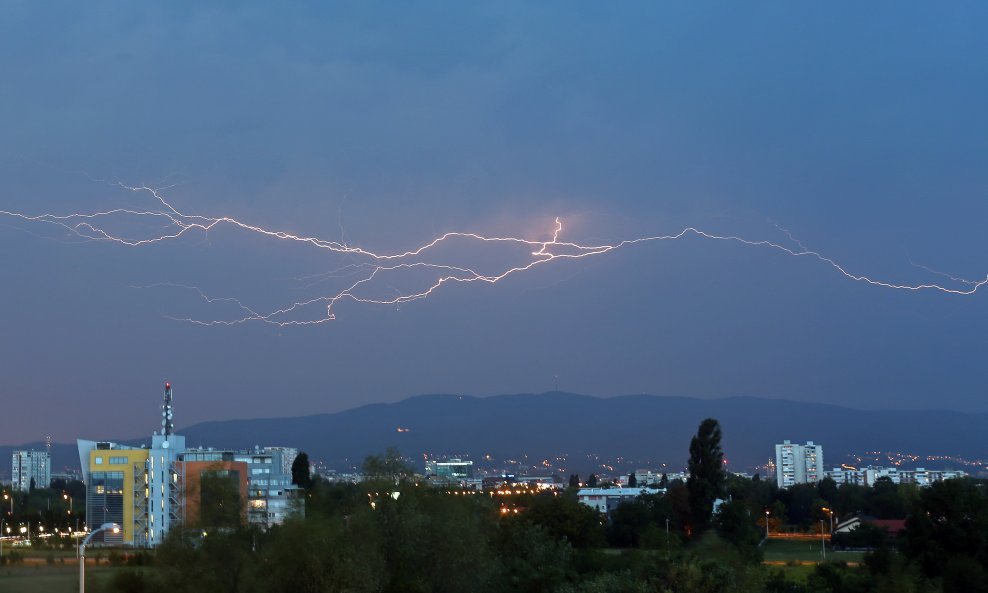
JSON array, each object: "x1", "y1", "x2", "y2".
[{"x1": 3, "y1": 389, "x2": 985, "y2": 450}]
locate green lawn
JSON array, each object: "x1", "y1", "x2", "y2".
[
  {"x1": 762, "y1": 539, "x2": 865, "y2": 564},
  {"x1": 0, "y1": 564, "x2": 124, "y2": 593}
]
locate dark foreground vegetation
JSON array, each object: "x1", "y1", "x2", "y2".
[{"x1": 59, "y1": 421, "x2": 988, "y2": 593}]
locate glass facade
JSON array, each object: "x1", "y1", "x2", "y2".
[{"x1": 87, "y1": 470, "x2": 125, "y2": 542}]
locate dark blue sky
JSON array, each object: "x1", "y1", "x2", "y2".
[{"x1": 2, "y1": 2, "x2": 987, "y2": 444}]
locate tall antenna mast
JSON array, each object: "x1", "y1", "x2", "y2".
[{"x1": 162, "y1": 382, "x2": 174, "y2": 437}]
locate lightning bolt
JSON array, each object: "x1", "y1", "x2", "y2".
[{"x1": 2, "y1": 183, "x2": 985, "y2": 326}]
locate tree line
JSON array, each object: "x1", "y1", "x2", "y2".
[{"x1": 102, "y1": 421, "x2": 988, "y2": 593}]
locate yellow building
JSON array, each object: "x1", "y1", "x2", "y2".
[{"x1": 77, "y1": 441, "x2": 150, "y2": 545}]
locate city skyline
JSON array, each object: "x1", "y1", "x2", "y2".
[{"x1": 3, "y1": 3, "x2": 988, "y2": 443}]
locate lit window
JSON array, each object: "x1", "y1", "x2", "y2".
[{"x1": 95, "y1": 457, "x2": 104, "y2": 465}]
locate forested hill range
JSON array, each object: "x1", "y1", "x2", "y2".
[{"x1": 10, "y1": 392, "x2": 987, "y2": 476}]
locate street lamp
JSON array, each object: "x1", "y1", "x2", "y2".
[
  {"x1": 764, "y1": 509, "x2": 770, "y2": 538},
  {"x1": 821, "y1": 507, "x2": 834, "y2": 534},
  {"x1": 79, "y1": 522, "x2": 121, "y2": 593},
  {"x1": 2, "y1": 492, "x2": 11, "y2": 516},
  {"x1": 820, "y1": 519, "x2": 827, "y2": 561}
]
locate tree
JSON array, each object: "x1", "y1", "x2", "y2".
[
  {"x1": 817, "y1": 476, "x2": 838, "y2": 506},
  {"x1": 834, "y1": 483, "x2": 866, "y2": 517},
  {"x1": 714, "y1": 500, "x2": 763, "y2": 562},
  {"x1": 627, "y1": 473, "x2": 637, "y2": 488},
  {"x1": 361, "y1": 447, "x2": 413, "y2": 483},
  {"x1": 291, "y1": 452, "x2": 313, "y2": 489},
  {"x1": 568, "y1": 474, "x2": 580, "y2": 489},
  {"x1": 667, "y1": 481, "x2": 693, "y2": 535},
  {"x1": 686, "y1": 418, "x2": 726, "y2": 534},
  {"x1": 586, "y1": 474, "x2": 599, "y2": 487},
  {"x1": 903, "y1": 478, "x2": 988, "y2": 580},
  {"x1": 522, "y1": 496, "x2": 606, "y2": 549},
  {"x1": 495, "y1": 521, "x2": 574, "y2": 593},
  {"x1": 779, "y1": 483, "x2": 821, "y2": 526},
  {"x1": 658, "y1": 473, "x2": 669, "y2": 489},
  {"x1": 831, "y1": 523, "x2": 887, "y2": 550},
  {"x1": 605, "y1": 498, "x2": 651, "y2": 547},
  {"x1": 865, "y1": 477, "x2": 907, "y2": 519},
  {"x1": 198, "y1": 471, "x2": 245, "y2": 529}
]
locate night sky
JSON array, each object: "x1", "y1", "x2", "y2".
[{"x1": 2, "y1": 2, "x2": 987, "y2": 445}]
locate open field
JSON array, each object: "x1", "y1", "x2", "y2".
[
  {"x1": 0, "y1": 564, "x2": 124, "y2": 593},
  {"x1": 762, "y1": 538, "x2": 865, "y2": 564}
]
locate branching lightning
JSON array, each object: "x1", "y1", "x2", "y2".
[{"x1": 2, "y1": 183, "x2": 985, "y2": 326}]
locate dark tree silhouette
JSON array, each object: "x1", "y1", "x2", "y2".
[
  {"x1": 291, "y1": 452, "x2": 313, "y2": 489},
  {"x1": 198, "y1": 470, "x2": 244, "y2": 528},
  {"x1": 362, "y1": 447, "x2": 413, "y2": 483},
  {"x1": 627, "y1": 473, "x2": 637, "y2": 488},
  {"x1": 568, "y1": 474, "x2": 580, "y2": 488},
  {"x1": 686, "y1": 418, "x2": 726, "y2": 534},
  {"x1": 587, "y1": 474, "x2": 599, "y2": 488}
]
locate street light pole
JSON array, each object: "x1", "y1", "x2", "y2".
[
  {"x1": 820, "y1": 519, "x2": 826, "y2": 562},
  {"x1": 821, "y1": 506, "x2": 834, "y2": 534},
  {"x1": 79, "y1": 522, "x2": 121, "y2": 593},
  {"x1": 765, "y1": 509, "x2": 770, "y2": 539}
]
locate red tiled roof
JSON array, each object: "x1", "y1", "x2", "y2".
[{"x1": 869, "y1": 519, "x2": 907, "y2": 534}]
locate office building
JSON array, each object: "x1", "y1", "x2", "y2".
[
  {"x1": 183, "y1": 457, "x2": 250, "y2": 527},
  {"x1": 425, "y1": 458, "x2": 474, "y2": 484},
  {"x1": 78, "y1": 382, "x2": 303, "y2": 547},
  {"x1": 78, "y1": 382, "x2": 185, "y2": 546},
  {"x1": 11, "y1": 450, "x2": 50, "y2": 492},
  {"x1": 184, "y1": 446, "x2": 302, "y2": 528}
]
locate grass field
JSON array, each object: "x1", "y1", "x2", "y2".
[
  {"x1": 762, "y1": 538, "x2": 865, "y2": 564},
  {"x1": 0, "y1": 564, "x2": 124, "y2": 593},
  {"x1": 761, "y1": 539, "x2": 868, "y2": 585}
]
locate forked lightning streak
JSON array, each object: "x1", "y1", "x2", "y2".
[{"x1": 2, "y1": 183, "x2": 985, "y2": 326}]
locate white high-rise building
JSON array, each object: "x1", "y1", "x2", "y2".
[
  {"x1": 774, "y1": 440, "x2": 824, "y2": 488},
  {"x1": 11, "y1": 450, "x2": 50, "y2": 492},
  {"x1": 264, "y1": 447, "x2": 300, "y2": 477},
  {"x1": 803, "y1": 441, "x2": 823, "y2": 483}
]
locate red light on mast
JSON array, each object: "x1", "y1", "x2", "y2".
[{"x1": 165, "y1": 382, "x2": 171, "y2": 389}]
